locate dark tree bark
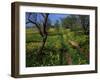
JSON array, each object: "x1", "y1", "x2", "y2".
[{"x1": 36, "y1": 13, "x2": 49, "y2": 55}]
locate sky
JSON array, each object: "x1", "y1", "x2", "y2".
[
  {"x1": 48, "y1": 14, "x2": 68, "y2": 25},
  {"x1": 26, "y1": 12, "x2": 68, "y2": 27}
]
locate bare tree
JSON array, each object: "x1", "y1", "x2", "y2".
[{"x1": 26, "y1": 13, "x2": 49, "y2": 55}]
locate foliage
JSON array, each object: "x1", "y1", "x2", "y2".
[
  {"x1": 26, "y1": 27, "x2": 89, "y2": 67},
  {"x1": 26, "y1": 12, "x2": 89, "y2": 67}
]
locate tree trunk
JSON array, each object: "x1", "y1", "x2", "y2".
[
  {"x1": 39, "y1": 35, "x2": 47, "y2": 54},
  {"x1": 36, "y1": 34, "x2": 48, "y2": 64}
]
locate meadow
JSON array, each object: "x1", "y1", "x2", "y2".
[{"x1": 26, "y1": 27, "x2": 89, "y2": 67}]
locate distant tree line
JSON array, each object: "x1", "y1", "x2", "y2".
[{"x1": 54, "y1": 15, "x2": 89, "y2": 35}]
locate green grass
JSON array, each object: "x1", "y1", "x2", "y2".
[{"x1": 26, "y1": 27, "x2": 89, "y2": 67}]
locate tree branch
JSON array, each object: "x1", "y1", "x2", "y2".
[
  {"x1": 43, "y1": 13, "x2": 49, "y2": 35},
  {"x1": 26, "y1": 14, "x2": 44, "y2": 37}
]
